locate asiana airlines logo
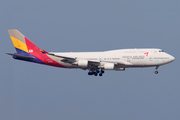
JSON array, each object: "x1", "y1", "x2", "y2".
[{"x1": 144, "y1": 52, "x2": 149, "y2": 56}]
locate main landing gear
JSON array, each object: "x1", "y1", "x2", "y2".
[
  {"x1": 88, "y1": 69, "x2": 105, "y2": 76},
  {"x1": 155, "y1": 66, "x2": 159, "y2": 74}
]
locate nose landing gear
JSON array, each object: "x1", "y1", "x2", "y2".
[
  {"x1": 155, "y1": 66, "x2": 159, "y2": 74},
  {"x1": 155, "y1": 71, "x2": 158, "y2": 74}
]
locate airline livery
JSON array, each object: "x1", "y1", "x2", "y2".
[{"x1": 7, "y1": 30, "x2": 175, "y2": 76}]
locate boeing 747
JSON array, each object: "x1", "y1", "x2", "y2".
[{"x1": 7, "y1": 30, "x2": 175, "y2": 76}]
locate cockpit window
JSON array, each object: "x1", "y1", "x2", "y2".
[{"x1": 159, "y1": 50, "x2": 164, "y2": 52}]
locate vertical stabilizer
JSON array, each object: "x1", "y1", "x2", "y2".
[
  {"x1": 8, "y1": 29, "x2": 29, "y2": 54},
  {"x1": 7, "y1": 29, "x2": 66, "y2": 68}
]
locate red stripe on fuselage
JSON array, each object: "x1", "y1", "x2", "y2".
[{"x1": 25, "y1": 37, "x2": 66, "y2": 68}]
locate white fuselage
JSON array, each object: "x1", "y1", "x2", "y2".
[{"x1": 51, "y1": 48, "x2": 175, "y2": 70}]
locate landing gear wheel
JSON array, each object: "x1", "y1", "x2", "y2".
[
  {"x1": 155, "y1": 71, "x2": 158, "y2": 74},
  {"x1": 88, "y1": 69, "x2": 105, "y2": 76},
  {"x1": 101, "y1": 70, "x2": 105, "y2": 73},
  {"x1": 88, "y1": 72, "x2": 93, "y2": 75},
  {"x1": 99, "y1": 73, "x2": 103, "y2": 76},
  {"x1": 94, "y1": 72, "x2": 98, "y2": 76}
]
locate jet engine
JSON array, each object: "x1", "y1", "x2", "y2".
[
  {"x1": 114, "y1": 68, "x2": 125, "y2": 71},
  {"x1": 78, "y1": 60, "x2": 88, "y2": 68},
  {"x1": 104, "y1": 63, "x2": 115, "y2": 70}
]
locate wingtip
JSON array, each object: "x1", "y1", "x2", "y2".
[{"x1": 6, "y1": 53, "x2": 13, "y2": 55}]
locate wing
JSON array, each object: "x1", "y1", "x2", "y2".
[
  {"x1": 47, "y1": 53, "x2": 100, "y2": 66},
  {"x1": 47, "y1": 53, "x2": 132, "y2": 68},
  {"x1": 47, "y1": 53, "x2": 77, "y2": 64}
]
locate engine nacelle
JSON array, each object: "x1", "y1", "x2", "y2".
[
  {"x1": 78, "y1": 60, "x2": 88, "y2": 68},
  {"x1": 114, "y1": 68, "x2": 125, "y2": 71},
  {"x1": 104, "y1": 63, "x2": 115, "y2": 70}
]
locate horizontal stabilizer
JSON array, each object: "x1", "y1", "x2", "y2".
[{"x1": 6, "y1": 53, "x2": 35, "y2": 59}]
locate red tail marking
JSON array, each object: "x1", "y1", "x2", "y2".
[{"x1": 25, "y1": 37, "x2": 66, "y2": 68}]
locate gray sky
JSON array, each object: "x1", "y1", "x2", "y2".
[{"x1": 0, "y1": 0, "x2": 180, "y2": 120}]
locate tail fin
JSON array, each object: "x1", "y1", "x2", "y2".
[
  {"x1": 8, "y1": 29, "x2": 48, "y2": 55},
  {"x1": 7, "y1": 29, "x2": 66, "y2": 68},
  {"x1": 8, "y1": 29, "x2": 29, "y2": 54}
]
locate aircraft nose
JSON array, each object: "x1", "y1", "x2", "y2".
[{"x1": 169, "y1": 55, "x2": 175, "y2": 62}]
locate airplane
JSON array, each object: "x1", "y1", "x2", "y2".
[{"x1": 7, "y1": 29, "x2": 175, "y2": 76}]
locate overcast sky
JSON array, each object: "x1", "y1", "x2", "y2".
[{"x1": 0, "y1": 0, "x2": 180, "y2": 120}]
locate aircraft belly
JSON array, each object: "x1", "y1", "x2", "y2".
[{"x1": 137, "y1": 61, "x2": 146, "y2": 66}]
